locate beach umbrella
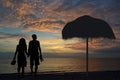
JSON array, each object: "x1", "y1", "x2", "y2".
[{"x1": 62, "y1": 15, "x2": 116, "y2": 77}]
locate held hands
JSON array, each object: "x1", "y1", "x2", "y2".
[
  {"x1": 27, "y1": 53, "x2": 30, "y2": 57},
  {"x1": 26, "y1": 52, "x2": 29, "y2": 57}
]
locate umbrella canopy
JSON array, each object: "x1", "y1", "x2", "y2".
[
  {"x1": 62, "y1": 15, "x2": 115, "y2": 39},
  {"x1": 62, "y1": 15, "x2": 116, "y2": 79}
]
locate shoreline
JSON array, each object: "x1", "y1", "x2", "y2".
[{"x1": 0, "y1": 71, "x2": 120, "y2": 80}]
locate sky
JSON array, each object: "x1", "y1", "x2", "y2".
[{"x1": 0, "y1": 0, "x2": 120, "y2": 58}]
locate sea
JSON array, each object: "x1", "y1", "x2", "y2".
[{"x1": 0, "y1": 53, "x2": 120, "y2": 74}]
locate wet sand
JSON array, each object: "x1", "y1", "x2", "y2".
[{"x1": 0, "y1": 71, "x2": 120, "y2": 80}]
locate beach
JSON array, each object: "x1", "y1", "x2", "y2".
[{"x1": 0, "y1": 71, "x2": 120, "y2": 80}]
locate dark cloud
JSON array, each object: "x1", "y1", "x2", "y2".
[
  {"x1": 56, "y1": 0, "x2": 111, "y2": 12},
  {"x1": 91, "y1": 46, "x2": 120, "y2": 58},
  {"x1": 93, "y1": 46, "x2": 120, "y2": 54},
  {"x1": 54, "y1": 0, "x2": 83, "y2": 11}
]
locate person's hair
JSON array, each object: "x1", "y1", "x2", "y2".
[
  {"x1": 19, "y1": 38, "x2": 27, "y2": 50},
  {"x1": 32, "y1": 34, "x2": 37, "y2": 40}
]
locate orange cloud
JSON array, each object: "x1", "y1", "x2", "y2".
[
  {"x1": 3, "y1": 0, "x2": 13, "y2": 7},
  {"x1": 41, "y1": 39, "x2": 63, "y2": 45},
  {"x1": 22, "y1": 18, "x2": 65, "y2": 33},
  {"x1": 64, "y1": 38, "x2": 117, "y2": 54}
]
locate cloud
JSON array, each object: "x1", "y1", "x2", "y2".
[
  {"x1": 0, "y1": 0, "x2": 119, "y2": 35},
  {"x1": 94, "y1": 46, "x2": 120, "y2": 54},
  {"x1": 0, "y1": 31, "x2": 30, "y2": 52},
  {"x1": 0, "y1": 0, "x2": 21, "y2": 27},
  {"x1": 64, "y1": 39, "x2": 119, "y2": 54},
  {"x1": 0, "y1": 0, "x2": 38, "y2": 27},
  {"x1": 41, "y1": 38, "x2": 85, "y2": 54},
  {"x1": 0, "y1": 0, "x2": 120, "y2": 56},
  {"x1": 0, "y1": 32, "x2": 28, "y2": 40},
  {"x1": 41, "y1": 39, "x2": 63, "y2": 45},
  {"x1": 22, "y1": 19, "x2": 65, "y2": 33},
  {"x1": 0, "y1": 0, "x2": 120, "y2": 34},
  {"x1": 0, "y1": 0, "x2": 66, "y2": 33}
]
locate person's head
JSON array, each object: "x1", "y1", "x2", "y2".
[
  {"x1": 32, "y1": 34, "x2": 37, "y2": 40},
  {"x1": 19, "y1": 38, "x2": 26, "y2": 45},
  {"x1": 19, "y1": 38, "x2": 27, "y2": 50}
]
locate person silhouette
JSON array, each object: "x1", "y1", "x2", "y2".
[
  {"x1": 13, "y1": 38, "x2": 28, "y2": 78},
  {"x1": 28, "y1": 34, "x2": 43, "y2": 76}
]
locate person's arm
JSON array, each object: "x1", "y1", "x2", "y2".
[
  {"x1": 25, "y1": 45, "x2": 29, "y2": 57},
  {"x1": 28, "y1": 42, "x2": 31, "y2": 57},
  {"x1": 25, "y1": 50, "x2": 29, "y2": 57},
  {"x1": 38, "y1": 41, "x2": 43, "y2": 61},
  {"x1": 38, "y1": 41, "x2": 42, "y2": 55},
  {"x1": 14, "y1": 45, "x2": 18, "y2": 60}
]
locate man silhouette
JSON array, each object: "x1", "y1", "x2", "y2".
[{"x1": 28, "y1": 34, "x2": 43, "y2": 75}]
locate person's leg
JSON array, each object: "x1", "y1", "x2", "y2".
[
  {"x1": 34, "y1": 56, "x2": 39, "y2": 75},
  {"x1": 17, "y1": 67, "x2": 20, "y2": 77},
  {"x1": 21, "y1": 67, "x2": 24, "y2": 77},
  {"x1": 30, "y1": 56, "x2": 34, "y2": 75},
  {"x1": 30, "y1": 65, "x2": 33, "y2": 74},
  {"x1": 35, "y1": 65, "x2": 38, "y2": 75}
]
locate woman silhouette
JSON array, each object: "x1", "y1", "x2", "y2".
[{"x1": 13, "y1": 38, "x2": 28, "y2": 78}]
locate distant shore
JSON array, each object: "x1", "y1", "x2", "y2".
[{"x1": 0, "y1": 71, "x2": 120, "y2": 80}]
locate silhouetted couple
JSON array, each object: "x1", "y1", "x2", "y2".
[{"x1": 13, "y1": 34, "x2": 43, "y2": 78}]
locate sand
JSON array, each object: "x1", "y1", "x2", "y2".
[{"x1": 0, "y1": 71, "x2": 120, "y2": 80}]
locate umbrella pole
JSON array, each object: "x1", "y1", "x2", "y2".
[{"x1": 86, "y1": 37, "x2": 89, "y2": 78}]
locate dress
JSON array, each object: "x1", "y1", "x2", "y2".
[{"x1": 17, "y1": 45, "x2": 27, "y2": 67}]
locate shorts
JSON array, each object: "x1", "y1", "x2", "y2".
[{"x1": 30, "y1": 55, "x2": 39, "y2": 66}]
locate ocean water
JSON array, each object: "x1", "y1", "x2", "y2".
[{"x1": 0, "y1": 57, "x2": 120, "y2": 74}]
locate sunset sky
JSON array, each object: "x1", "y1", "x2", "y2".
[{"x1": 0, "y1": 0, "x2": 120, "y2": 58}]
